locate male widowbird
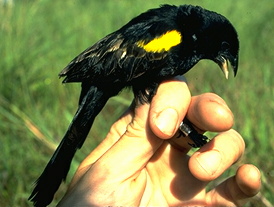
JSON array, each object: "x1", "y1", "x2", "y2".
[{"x1": 29, "y1": 4, "x2": 239, "y2": 207}]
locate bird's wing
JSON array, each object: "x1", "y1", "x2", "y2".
[
  {"x1": 60, "y1": 31, "x2": 182, "y2": 82},
  {"x1": 59, "y1": 7, "x2": 182, "y2": 85}
]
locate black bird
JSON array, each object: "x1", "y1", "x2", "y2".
[{"x1": 29, "y1": 4, "x2": 239, "y2": 206}]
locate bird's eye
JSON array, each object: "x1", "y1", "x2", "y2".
[{"x1": 221, "y1": 41, "x2": 230, "y2": 50}]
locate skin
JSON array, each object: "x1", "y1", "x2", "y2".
[{"x1": 57, "y1": 76, "x2": 261, "y2": 206}]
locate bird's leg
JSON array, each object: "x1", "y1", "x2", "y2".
[
  {"x1": 178, "y1": 118, "x2": 208, "y2": 148},
  {"x1": 133, "y1": 82, "x2": 160, "y2": 104}
]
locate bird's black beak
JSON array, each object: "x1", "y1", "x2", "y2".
[{"x1": 215, "y1": 55, "x2": 238, "y2": 79}]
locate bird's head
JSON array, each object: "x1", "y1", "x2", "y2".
[{"x1": 178, "y1": 5, "x2": 239, "y2": 78}]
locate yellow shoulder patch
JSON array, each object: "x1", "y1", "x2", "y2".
[{"x1": 137, "y1": 30, "x2": 182, "y2": 53}]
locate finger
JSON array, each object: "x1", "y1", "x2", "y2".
[
  {"x1": 189, "y1": 129, "x2": 245, "y2": 181},
  {"x1": 187, "y1": 93, "x2": 234, "y2": 132},
  {"x1": 149, "y1": 76, "x2": 191, "y2": 139},
  {"x1": 206, "y1": 164, "x2": 261, "y2": 206}
]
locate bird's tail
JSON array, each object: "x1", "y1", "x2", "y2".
[{"x1": 29, "y1": 85, "x2": 111, "y2": 207}]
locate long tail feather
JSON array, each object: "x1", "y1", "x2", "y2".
[{"x1": 29, "y1": 86, "x2": 110, "y2": 207}]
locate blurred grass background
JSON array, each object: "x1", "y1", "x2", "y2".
[{"x1": 0, "y1": 0, "x2": 273, "y2": 206}]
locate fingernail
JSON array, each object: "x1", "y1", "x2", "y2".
[
  {"x1": 155, "y1": 108, "x2": 178, "y2": 136},
  {"x1": 196, "y1": 150, "x2": 222, "y2": 176}
]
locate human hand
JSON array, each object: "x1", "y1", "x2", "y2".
[{"x1": 57, "y1": 77, "x2": 261, "y2": 206}]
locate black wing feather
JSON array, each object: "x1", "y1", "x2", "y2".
[{"x1": 58, "y1": 6, "x2": 180, "y2": 86}]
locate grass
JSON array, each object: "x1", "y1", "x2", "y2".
[{"x1": 1, "y1": 0, "x2": 274, "y2": 206}]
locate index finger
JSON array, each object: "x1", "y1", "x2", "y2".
[{"x1": 187, "y1": 93, "x2": 234, "y2": 132}]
